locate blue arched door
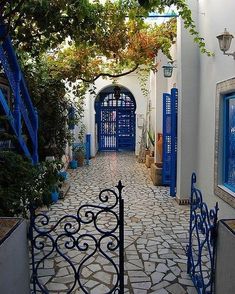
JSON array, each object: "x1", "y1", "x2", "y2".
[{"x1": 95, "y1": 87, "x2": 136, "y2": 151}]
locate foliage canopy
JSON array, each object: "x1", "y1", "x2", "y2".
[
  {"x1": 0, "y1": 1, "x2": 211, "y2": 160},
  {"x1": 1, "y1": 0, "x2": 210, "y2": 82}
]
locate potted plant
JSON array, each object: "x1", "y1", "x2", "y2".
[
  {"x1": 151, "y1": 133, "x2": 163, "y2": 186},
  {"x1": 69, "y1": 159, "x2": 78, "y2": 169},
  {"x1": 51, "y1": 188, "x2": 59, "y2": 203},
  {"x1": 73, "y1": 144, "x2": 85, "y2": 166},
  {"x1": 71, "y1": 123, "x2": 86, "y2": 167},
  {"x1": 145, "y1": 130, "x2": 155, "y2": 168}
]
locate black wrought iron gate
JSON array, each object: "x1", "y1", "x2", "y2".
[{"x1": 29, "y1": 181, "x2": 124, "y2": 294}]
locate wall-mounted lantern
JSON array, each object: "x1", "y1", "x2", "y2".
[
  {"x1": 114, "y1": 86, "x2": 121, "y2": 100},
  {"x1": 162, "y1": 62, "x2": 176, "y2": 78},
  {"x1": 216, "y1": 28, "x2": 235, "y2": 59}
]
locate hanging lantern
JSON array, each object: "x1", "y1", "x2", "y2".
[
  {"x1": 114, "y1": 86, "x2": 121, "y2": 100},
  {"x1": 216, "y1": 28, "x2": 234, "y2": 52},
  {"x1": 162, "y1": 63, "x2": 174, "y2": 78}
]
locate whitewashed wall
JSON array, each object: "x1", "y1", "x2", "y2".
[
  {"x1": 76, "y1": 0, "x2": 235, "y2": 219},
  {"x1": 175, "y1": 0, "x2": 235, "y2": 218},
  {"x1": 82, "y1": 73, "x2": 148, "y2": 157},
  {"x1": 150, "y1": 47, "x2": 177, "y2": 163},
  {"x1": 195, "y1": 0, "x2": 235, "y2": 218},
  {"x1": 176, "y1": 0, "x2": 200, "y2": 202}
]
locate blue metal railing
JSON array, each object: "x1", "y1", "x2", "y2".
[
  {"x1": 29, "y1": 181, "x2": 124, "y2": 293},
  {"x1": 0, "y1": 24, "x2": 38, "y2": 164},
  {"x1": 187, "y1": 173, "x2": 219, "y2": 294}
]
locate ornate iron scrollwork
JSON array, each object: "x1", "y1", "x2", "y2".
[
  {"x1": 187, "y1": 173, "x2": 219, "y2": 294},
  {"x1": 29, "y1": 181, "x2": 124, "y2": 294}
]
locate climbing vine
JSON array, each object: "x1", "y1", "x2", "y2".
[{"x1": 0, "y1": 0, "x2": 212, "y2": 158}]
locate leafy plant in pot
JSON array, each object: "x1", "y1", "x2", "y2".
[
  {"x1": 73, "y1": 144, "x2": 85, "y2": 167},
  {"x1": 0, "y1": 151, "x2": 64, "y2": 217},
  {"x1": 147, "y1": 130, "x2": 155, "y2": 157},
  {"x1": 72, "y1": 123, "x2": 86, "y2": 167}
]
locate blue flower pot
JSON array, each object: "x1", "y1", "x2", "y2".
[
  {"x1": 51, "y1": 191, "x2": 59, "y2": 203},
  {"x1": 59, "y1": 171, "x2": 68, "y2": 180},
  {"x1": 70, "y1": 160, "x2": 78, "y2": 169}
]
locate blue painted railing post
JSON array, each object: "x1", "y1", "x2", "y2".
[
  {"x1": 14, "y1": 73, "x2": 22, "y2": 137},
  {"x1": 32, "y1": 107, "x2": 39, "y2": 164},
  {"x1": 170, "y1": 88, "x2": 178, "y2": 196},
  {"x1": 85, "y1": 133, "x2": 91, "y2": 165}
]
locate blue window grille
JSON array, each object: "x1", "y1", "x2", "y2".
[{"x1": 223, "y1": 93, "x2": 235, "y2": 192}]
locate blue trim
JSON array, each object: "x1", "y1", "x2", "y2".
[
  {"x1": 85, "y1": 134, "x2": 91, "y2": 164},
  {"x1": 170, "y1": 88, "x2": 178, "y2": 197},
  {"x1": 223, "y1": 93, "x2": 235, "y2": 191}
]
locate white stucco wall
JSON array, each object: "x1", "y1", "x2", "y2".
[
  {"x1": 82, "y1": 73, "x2": 148, "y2": 157},
  {"x1": 149, "y1": 69, "x2": 156, "y2": 135},
  {"x1": 176, "y1": 0, "x2": 235, "y2": 218},
  {"x1": 195, "y1": 0, "x2": 235, "y2": 218},
  {"x1": 76, "y1": 0, "x2": 235, "y2": 219},
  {"x1": 176, "y1": 0, "x2": 200, "y2": 201}
]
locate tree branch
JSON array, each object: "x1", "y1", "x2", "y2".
[
  {"x1": 79, "y1": 63, "x2": 139, "y2": 83},
  {"x1": 4, "y1": 0, "x2": 25, "y2": 18}
]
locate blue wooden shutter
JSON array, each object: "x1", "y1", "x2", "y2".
[{"x1": 162, "y1": 93, "x2": 172, "y2": 185}]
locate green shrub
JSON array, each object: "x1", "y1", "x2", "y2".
[{"x1": 0, "y1": 151, "x2": 63, "y2": 217}]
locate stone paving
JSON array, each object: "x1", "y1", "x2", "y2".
[{"x1": 31, "y1": 152, "x2": 197, "y2": 294}]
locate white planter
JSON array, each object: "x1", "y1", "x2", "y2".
[
  {"x1": 215, "y1": 219, "x2": 235, "y2": 294},
  {"x1": 0, "y1": 218, "x2": 30, "y2": 294}
]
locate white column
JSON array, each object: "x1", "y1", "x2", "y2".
[{"x1": 176, "y1": 1, "x2": 200, "y2": 201}]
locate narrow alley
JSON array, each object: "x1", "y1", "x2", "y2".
[{"x1": 32, "y1": 153, "x2": 197, "y2": 294}]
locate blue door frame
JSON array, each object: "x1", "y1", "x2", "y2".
[
  {"x1": 162, "y1": 88, "x2": 178, "y2": 196},
  {"x1": 95, "y1": 90, "x2": 136, "y2": 151}
]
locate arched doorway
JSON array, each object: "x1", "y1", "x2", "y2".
[{"x1": 95, "y1": 86, "x2": 136, "y2": 151}]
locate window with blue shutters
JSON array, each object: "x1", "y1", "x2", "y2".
[
  {"x1": 223, "y1": 93, "x2": 235, "y2": 192},
  {"x1": 214, "y1": 79, "x2": 235, "y2": 208}
]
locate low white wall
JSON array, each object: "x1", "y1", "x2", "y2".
[{"x1": 0, "y1": 219, "x2": 30, "y2": 294}]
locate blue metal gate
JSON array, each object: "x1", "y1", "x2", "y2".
[
  {"x1": 95, "y1": 89, "x2": 136, "y2": 151},
  {"x1": 187, "y1": 173, "x2": 219, "y2": 294},
  {"x1": 29, "y1": 181, "x2": 124, "y2": 294},
  {"x1": 162, "y1": 88, "x2": 178, "y2": 196}
]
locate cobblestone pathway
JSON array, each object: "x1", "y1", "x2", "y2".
[{"x1": 31, "y1": 152, "x2": 197, "y2": 294}]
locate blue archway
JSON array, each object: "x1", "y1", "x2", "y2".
[{"x1": 95, "y1": 86, "x2": 136, "y2": 151}]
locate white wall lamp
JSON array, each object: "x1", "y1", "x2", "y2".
[
  {"x1": 162, "y1": 61, "x2": 176, "y2": 78},
  {"x1": 216, "y1": 28, "x2": 235, "y2": 60}
]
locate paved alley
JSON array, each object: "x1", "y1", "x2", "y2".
[{"x1": 31, "y1": 152, "x2": 196, "y2": 294}]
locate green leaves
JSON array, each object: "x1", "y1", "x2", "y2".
[{"x1": 0, "y1": 151, "x2": 64, "y2": 217}]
